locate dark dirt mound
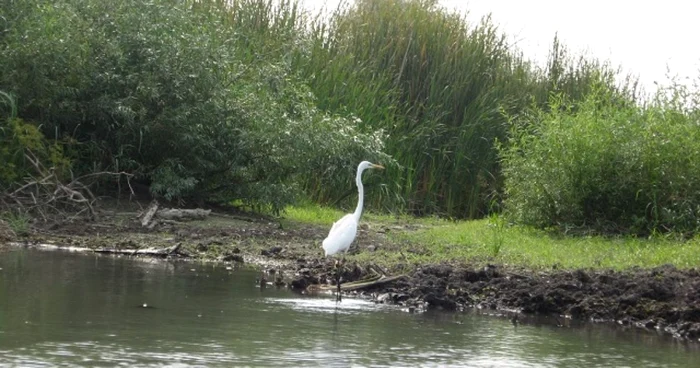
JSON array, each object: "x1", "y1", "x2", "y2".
[{"x1": 288, "y1": 262, "x2": 700, "y2": 341}]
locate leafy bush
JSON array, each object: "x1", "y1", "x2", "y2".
[
  {"x1": 0, "y1": 91, "x2": 71, "y2": 189},
  {"x1": 500, "y1": 82, "x2": 700, "y2": 235},
  {"x1": 0, "y1": 0, "x2": 386, "y2": 212}
]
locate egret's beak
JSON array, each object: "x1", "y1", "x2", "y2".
[{"x1": 372, "y1": 164, "x2": 385, "y2": 170}]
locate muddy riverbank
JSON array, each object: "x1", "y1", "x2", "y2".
[{"x1": 3, "y1": 204, "x2": 700, "y2": 342}]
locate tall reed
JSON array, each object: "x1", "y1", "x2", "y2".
[{"x1": 296, "y1": 0, "x2": 629, "y2": 218}]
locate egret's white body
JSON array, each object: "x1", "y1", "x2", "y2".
[{"x1": 322, "y1": 161, "x2": 384, "y2": 256}]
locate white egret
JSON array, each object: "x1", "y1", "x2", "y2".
[{"x1": 322, "y1": 161, "x2": 384, "y2": 301}]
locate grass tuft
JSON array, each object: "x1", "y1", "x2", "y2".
[
  {"x1": 283, "y1": 204, "x2": 346, "y2": 227},
  {"x1": 0, "y1": 211, "x2": 30, "y2": 237}
]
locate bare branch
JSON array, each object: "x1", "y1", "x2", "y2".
[{"x1": 1, "y1": 150, "x2": 135, "y2": 226}]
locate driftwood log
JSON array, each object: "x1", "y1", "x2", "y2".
[
  {"x1": 93, "y1": 243, "x2": 182, "y2": 257},
  {"x1": 310, "y1": 274, "x2": 407, "y2": 292},
  {"x1": 157, "y1": 208, "x2": 211, "y2": 221},
  {"x1": 139, "y1": 200, "x2": 212, "y2": 228},
  {"x1": 140, "y1": 201, "x2": 160, "y2": 228},
  {"x1": 9, "y1": 242, "x2": 186, "y2": 258}
]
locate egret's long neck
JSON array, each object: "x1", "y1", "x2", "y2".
[{"x1": 353, "y1": 167, "x2": 365, "y2": 222}]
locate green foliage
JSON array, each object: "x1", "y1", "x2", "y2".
[
  {"x1": 500, "y1": 81, "x2": 700, "y2": 235},
  {"x1": 6, "y1": 0, "x2": 680, "y2": 235},
  {"x1": 487, "y1": 213, "x2": 506, "y2": 258},
  {"x1": 1, "y1": 210, "x2": 31, "y2": 237},
  {"x1": 0, "y1": 91, "x2": 71, "y2": 188},
  {"x1": 0, "y1": 92, "x2": 19, "y2": 185},
  {"x1": 543, "y1": 35, "x2": 639, "y2": 104},
  {"x1": 0, "y1": 0, "x2": 386, "y2": 213},
  {"x1": 296, "y1": 0, "x2": 631, "y2": 218}
]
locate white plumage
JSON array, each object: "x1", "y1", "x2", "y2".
[{"x1": 322, "y1": 161, "x2": 384, "y2": 256}]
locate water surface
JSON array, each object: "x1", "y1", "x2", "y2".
[{"x1": 0, "y1": 248, "x2": 698, "y2": 367}]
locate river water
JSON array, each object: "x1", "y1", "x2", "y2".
[{"x1": 0, "y1": 248, "x2": 698, "y2": 367}]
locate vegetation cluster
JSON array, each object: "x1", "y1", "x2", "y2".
[{"x1": 2, "y1": 0, "x2": 698, "y2": 236}]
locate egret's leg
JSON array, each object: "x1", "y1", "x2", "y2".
[
  {"x1": 335, "y1": 259, "x2": 342, "y2": 302},
  {"x1": 336, "y1": 248, "x2": 350, "y2": 302}
]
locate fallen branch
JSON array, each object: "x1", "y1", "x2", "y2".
[
  {"x1": 10, "y1": 242, "x2": 185, "y2": 258},
  {"x1": 140, "y1": 200, "x2": 159, "y2": 227},
  {"x1": 139, "y1": 203, "x2": 211, "y2": 228},
  {"x1": 157, "y1": 208, "x2": 211, "y2": 221},
  {"x1": 340, "y1": 275, "x2": 406, "y2": 291},
  {"x1": 1, "y1": 150, "x2": 134, "y2": 224},
  {"x1": 93, "y1": 243, "x2": 182, "y2": 257},
  {"x1": 312, "y1": 274, "x2": 407, "y2": 292}
]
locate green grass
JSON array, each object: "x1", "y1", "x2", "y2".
[
  {"x1": 0, "y1": 211, "x2": 30, "y2": 237},
  {"x1": 386, "y1": 219, "x2": 700, "y2": 270},
  {"x1": 283, "y1": 205, "x2": 345, "y2": 227},
  {"x1": 285, "y1": 204, "x2": 700, "y2": 270},
  {"x1": 283, "y1": 203, "x2": 411, "y2": 227}
]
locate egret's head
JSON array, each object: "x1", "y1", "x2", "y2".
[{"x1": 358, "y1": 161, "x2": 385, "y2": 172}]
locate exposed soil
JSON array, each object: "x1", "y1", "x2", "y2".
[{"x1": 3, "y1": 202, "x2": 700, "y2": 342}]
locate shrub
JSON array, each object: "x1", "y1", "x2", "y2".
[
  {"x1": 500, "y1": 81, "x2": 700, "y2": 235},
  {"x1": 0, "y1": 0, "x2": 387, "y2": 213},
  {"x1": 0, "y1": 91, "x2": 71, "y2": 189}
]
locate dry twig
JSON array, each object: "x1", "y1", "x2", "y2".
[{"x1": 1, "y1": 150, "x2": 134, "y2": 225}]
